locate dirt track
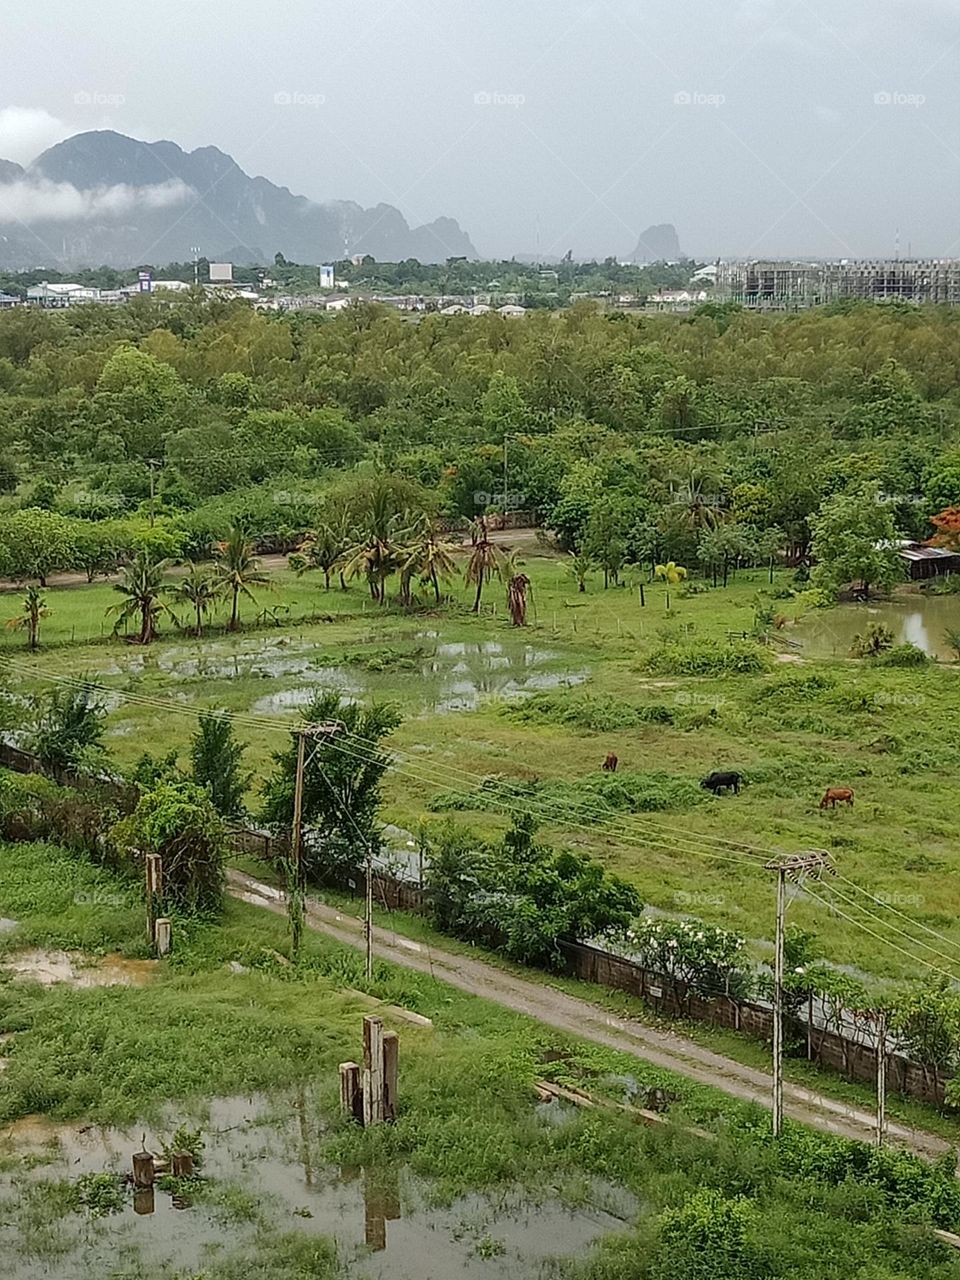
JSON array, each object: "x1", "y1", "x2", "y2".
[{"x1": 228, "y1": 869, "x2": 953, "y2": 1160}]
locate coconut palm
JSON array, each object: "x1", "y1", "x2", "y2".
[
  {"x1": 290, "y1": 519, "x2": 349, "y2": 591},
  {"x1": 110, "y1": 551, "x2": 173, "y2": 644},
  {"x1": 654, "y1": 560, "x2": 688, "y2": 611},
  {"x1": 6, "y1": 584, "x2": 49, "y2": 650},
  {"x1": 339, "y1": 486, "x2": 409, "y2": 604},
  {"x1": 216, "y1": 527, "x2": 269, "y2": 630},
  {"x1": 566, "y1": 552, "x2": 593, "y2": 593},
  {"x1": 400, "y1": 518, "x2": 460, "y2": 605},
  {"x1": 169, "y1": 563, "x2": 221, "y2": 637},
  {"x1": 464, "y1": 519, "x2": 506, "y2": 613},
  {"x1": 503, "y1": 552, "x2": 531, "y2": 627}
]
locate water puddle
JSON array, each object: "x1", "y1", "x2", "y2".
[
  {"x1": 1, "y1": 950, "x2": 157, "y2": 988},
  {"x1": 0, "y1": 1092, "x2": 634, "y2": 1279}
]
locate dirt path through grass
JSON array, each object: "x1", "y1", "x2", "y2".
[{"x1": 227, "y1": 869, "x2": 952, "y2": 1160}]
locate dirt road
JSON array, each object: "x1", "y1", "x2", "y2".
[{"x1": 228, "y1": 869, "x2": 952, "y2": 1160}]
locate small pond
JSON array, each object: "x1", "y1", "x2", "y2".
[
  {"x1": 791, "y1": 593, "x2": 960, "y2": 661},
  {"x1": 0, "y1": 1091, "x2": 636, "y2": 1279}
]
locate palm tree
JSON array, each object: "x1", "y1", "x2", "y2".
[
  {"x1": 400, "y1": 518, "x2": 459, "y2": 605},
  {"x1": 566, "y1": 552, "x2": 593, "y2": 593},
  {"x1": 110, "y1": 551, "x2": 173, "y2": 644},
  {"x1": 503, "y1": 552, "x2": 531, "y2": 626},
  {"x1": 654, "y1": 560, "x2": 688, "y2": 611},
  {"x1": 290, "y1": 520, "x2": 348, "y2": 591},
  {"x1": 6, "y1": 584, "x2": 49, "y2": 649},
  {"x1": 169, "y1": 563, "x2": 221, "y2": 637},
  {"x1": 216, "y1": 527, "x2": 269, "y2": 630},
  {"x1": 464, "y1": 519, "x2": 506, "y2": 613},
  {"x1": 339, "y1": 486, "x2": 408, "y2": 604}
]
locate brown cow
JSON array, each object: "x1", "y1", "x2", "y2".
[
  {"x1": 820, "y1": 787, "x2": 854, "y2": 809},
  {"x1": 602, "y1": 753, "x2": 618, "y2": 773}
]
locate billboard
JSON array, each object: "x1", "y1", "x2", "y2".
[
  {"x1": 319, "y1": 264, "x2": 335, "y2": 289},
  {"x1": 208, "y1": 262, "x2": 233, "y2": 283}
]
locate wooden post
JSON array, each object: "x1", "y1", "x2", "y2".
[
  {"x1": 362, "y1": 1016, "x2": 385, "y2": 1127},
  {"x1": 339, "y1": 1061, "x2": 362, "y2": 1123},
  {"x1": 383, "y1": 1031, "x2": 399, "y2": 1121},
  {"x1": 154, "y1": 917, "x2": 172, "y2": 956},
  {"x1": 133, "y1": 1187, "x2": 155, "y2": 1216},
  {"x1": 639, "y1": 583, "x2": 645, "y2": 608},
  {"x1": 172, "y1": 1151, "x2": 194, "y2": 1178},
  {"x1": 876, "y1": 1011, "x2": 887, "y2": 1148},
  {"x1": 145, "y1": 853, "x2": 162, "y2": 945},
  {"x1": 132, "y1": 1151, "x2": 155, "y2": 1188}
]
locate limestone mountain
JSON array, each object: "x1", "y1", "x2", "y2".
[{"x1": 0, "y1": 130, "x2": 477, "y2": 268}]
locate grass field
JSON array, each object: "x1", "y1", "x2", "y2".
[
  {"x1": 2, "y1": 840, "x2": 960, "y2": 1279},
  {"x1": 3, "y1": 544, "x2": 958, "y2": 984}
]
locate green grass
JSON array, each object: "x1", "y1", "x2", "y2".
[
  {"x1": 2, "y1": 839, "x2": 960, "y2": 1279},
  {"x1": 5, "y1": 552, "x2": 960, "y2": 984}
]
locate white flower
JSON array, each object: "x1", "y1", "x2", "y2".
[{"x1": 794, "y1": 966, "x2": 805, "y2": 975}]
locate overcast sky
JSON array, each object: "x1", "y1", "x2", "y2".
[{"x1": 2, "y1": 0, "x2": 960, "y2": 260}]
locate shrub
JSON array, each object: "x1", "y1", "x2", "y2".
[
  {"x1": 645, "y1": 639, "x2": 771, "y2": 677},
  {"x1": 850, "y1": 622, "x2": 894, "y2": 658},
  {"x1": 875, "y1": 642, "x2": 929, "y2": 668},
  {"x1": 110, "y1": 781, "x2": 227, "y2": 915},
  {"x1": 29, "y1": 685, "x2": 106, "y2": 776},
  {"x1": 503, "y1": 692, "x2": 674, "y2": 732},
  {"x1": 191, "y1": 711, "x2": 250, "y2": 817}
]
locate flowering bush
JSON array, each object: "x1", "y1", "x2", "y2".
[{"x1": 620, "y1": 916, "x2": 754, "y2": 998}]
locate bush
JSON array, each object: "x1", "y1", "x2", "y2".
[
  {"x1": 110, "y1": 781, "x2": 227, "y2": 915},
  {"x1": 645, "y1": 639, "x2": 771, "y2": 677},
  {"x1": 432, "y1": 769, "x2": 704, "y2": 818},
  {"x1": 503, "y1": 692, "x2": 674, "y2": 732},
  {"x1": 875, "y1": 642, "x2": 930, "y2": 668}
]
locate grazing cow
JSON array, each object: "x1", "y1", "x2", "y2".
[
  {"x1": 701, "y1": 770, "x2": 742, "y2": 795},
  {"x1": 602, "y1": 753, "x2": 618, "y2": 773},
  {"x1": 820, "y1": 787, "x2": 854, "y2": 809}
]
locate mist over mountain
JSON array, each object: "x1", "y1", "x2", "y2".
[{"x1": 0, "y1": 130, "x2": 478, "y2": 269}]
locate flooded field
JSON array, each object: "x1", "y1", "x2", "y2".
[
  {"x1": 17, "y1": 628, "x2": 590, "y2": 724},
  {"x1": 791, "y1": 591, "x2": 960, "y2": 660},
  {"x1": 0, "y1": 1092, "x2": 635, "y2": 1279}
]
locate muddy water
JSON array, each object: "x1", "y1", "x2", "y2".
[
  {"x1": 1, "y1": 950, "x2": 158, "y2": 988},
  {"x1": 0, "y1": 1092, "x2": 635, "y2": 1279},
  {"x1": 48, "y1": 632, "x2": 589, "y2": 720},
  {"x1": 791, "y1": 593, "x2": 960, "y2": 660}
]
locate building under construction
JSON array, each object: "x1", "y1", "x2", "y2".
[{"x1": 716, "y1": 259, "x2": 960, "y2": 310}]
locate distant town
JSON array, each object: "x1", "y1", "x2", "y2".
[{"x1": 3, "y1": 254, "x2": 960, "y2": 315}]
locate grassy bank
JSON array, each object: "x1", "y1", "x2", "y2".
[{"x1": 2, "y1": 840, "x2": 960, "y2": 1278}]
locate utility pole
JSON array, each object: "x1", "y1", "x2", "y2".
[
  {"x1": 148, "y1": 460, "x2": 158, "y2": 527},
  {"x1": 289, "y1": 720, "x2": 344, "y2": 958},
  {"x1": 502, "y1": 434, "x2": 509, "y2": 516},
  {"x1": 765, "y1": 850, "x2": 834, "y2": 1137},
  {"x1": 290, "y1": 727, "x2": 308, "y2": 957},
  {"x1": 876, "y1": 1009, "x2": 887, "y2": 1148},
  {"x1": 365, "y1": 840, "x2": 374, "y2": 980},
  {"x1": 191, "y1": 246, "x2": 201, "y2": 289}
]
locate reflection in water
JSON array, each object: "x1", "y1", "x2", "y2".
[{"x1": 792, "y1": 594, "x2": 960, "y2": 661}]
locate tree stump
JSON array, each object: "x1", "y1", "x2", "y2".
[
  {"x1": 171, "y1": 1151, "x2": 194, "y2": 1178},
  {"x1": 132, "y1": 1150, "x2": 155, "y2": 1188}
]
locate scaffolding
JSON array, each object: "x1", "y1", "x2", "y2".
[{"x1": 717, "y1": 259, "x2": 960, "y2": 309}]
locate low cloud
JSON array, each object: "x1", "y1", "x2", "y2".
[
  {"x1": 0, "y1": 107, "x2": 73, "y2": 165},
  {"x1": 0, "y1": 178, "x2": 193, "y2": 224}
]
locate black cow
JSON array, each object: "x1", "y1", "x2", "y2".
[{"x1": 701, "y1": 770, "x2": 742, "y2": 796}]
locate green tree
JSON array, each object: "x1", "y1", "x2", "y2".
[
  {"x1": 30, "y1": 684, "x2": 105, "y2": 775},
  {"x1": 110, "y1": 551, "x2": 173, "y2": 644},
  {"x1": 0, "y1": 508, "x2": 78, "y2": 585},
  {"x1": 216, "y1": 526, "x2": 269, "y2": 630},
  {"x1": 6, "y1": 584, "x2": 49, "y2": 649},
  {"x1": 810, "y1": 483, "x2": 903, "y2": 600},
  {"x1": 464, "y1": 520, "x2": 506, "y2": 613},
  {"x1": 261, "y1": 691, "x2": 402, "y2": 881},
  {"x1": 190, "y1": 710, "x2": 250, "y2": 817},
  {"x1": 169, "y1": 563, "x2": 221, "y2": 637},
  {"x1": 111, "y1": 781, "x2": 226, "y2": 915},
  {"x1": 399, "y1": 517, "x2": 459, "y2": 605}
]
